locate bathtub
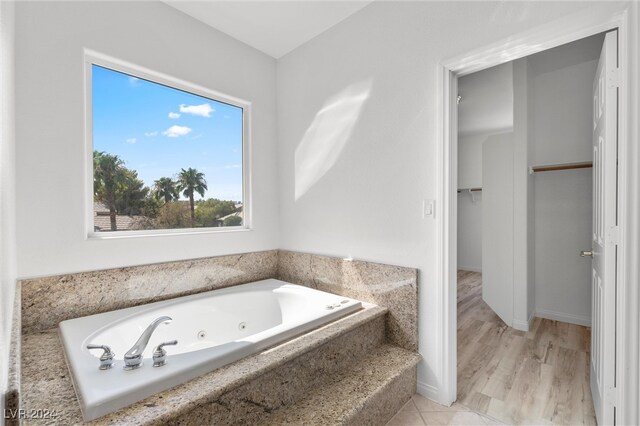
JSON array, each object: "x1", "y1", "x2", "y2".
[{"x1": 59, "y1": 279, "x2": 363, "y2": 421}]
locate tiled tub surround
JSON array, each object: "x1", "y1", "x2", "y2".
[
  {"x1": 278, "y1": 250, "x2": 418, "y2": 351},
  {"x1": 16, "y1": 250, "x2": 419, "y2": 424},
  {"x1": 21, "y1": 250, "x2": 278, "y2": 334}
]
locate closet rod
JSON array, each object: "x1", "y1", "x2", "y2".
[
  {"x1": 457, "y1": 187, "x2": 482, "y2": 193},
  {"x1": 529, "y1": 161, "x2": 593, "y2": 174}
]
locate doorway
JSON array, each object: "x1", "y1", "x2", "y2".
[
  {"x1": 436, "y1": 10, "x2": 632, "y2": 425},
  {"x1": 455, "y1": 34, "x2": 604, "y2": 424}
]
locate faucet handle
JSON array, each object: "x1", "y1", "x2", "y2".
[
  {"x1": 87, "y1": 344, "x2": 115, "y2": 370},
  {"x1": 152, "y1": 340, "x2": 178, "y2": 367}
]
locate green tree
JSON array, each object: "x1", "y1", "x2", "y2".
[
  {"x1": 223, "y1": 215, "x2": 243, "y2": 227},
  {"x1": 154, "y1": 177, "x2": 179, "y2": 203},
  {"x1": 154, "y1": 201, "x2": 191, "y2": 229},
  {"x1": 177, "y1": 168, "x2": 208, "y2": 227},
  {"x1": 194, "y1": 198, "x2": 238, "y2": 227},
  {"x1": 94, "y1": 151, "x2": 154, "y2": 231},
  {"x1": 94, "y1": 151, "x2": 128, "y2": 231},
  {"x1": 116, "y1": 169, "x2": 150, "y2": 216},
  {"x1": 143, "y1": 195, "x2": 162, "y2": 219}
]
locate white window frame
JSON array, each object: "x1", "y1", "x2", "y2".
[{"x1": 84, "y1": 49, "x2": 252, "y2": 239}]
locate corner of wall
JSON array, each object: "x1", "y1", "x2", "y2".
[
  {"x1": 0, "y1": 0, "x2": 16, "y2": 418},
  {"x1": 512, "y1": 56, "x2": 533, "y2": 326}
]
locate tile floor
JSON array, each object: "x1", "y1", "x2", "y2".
[{"x1": 386, "y1": 394, "x2": 504, "y2": 426}]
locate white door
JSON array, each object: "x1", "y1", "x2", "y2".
[{"x1": 589, "y1": 30, "x2": 618, "y2": 426}]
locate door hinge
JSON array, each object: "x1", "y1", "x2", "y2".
[
  {"x1": 609, "y1": 67, "x2": 620, "y2": 88},
  {"x1": 606, "y1": 386, "x2": 618, "y2": 406},
  {"x1": 608, "y1": 226, "x2": 620, "y2": 245}
]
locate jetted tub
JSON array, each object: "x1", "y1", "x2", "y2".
[{"x1": 59, "y1": 279, "x2": 362, "y2": 421}]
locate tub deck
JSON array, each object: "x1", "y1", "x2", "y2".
[{"x1": 20, "y1": 304, "x2": 387, "y2": 425}]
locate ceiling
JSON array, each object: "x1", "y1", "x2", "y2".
[{"x1": 163, "y1": 1, "x2": 374, "y2": 59}]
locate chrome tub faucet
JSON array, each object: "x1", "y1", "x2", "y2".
[
  {"x1": 86, "y1": 344, "x2": 115, "y2": 370},
  {"x1": 124, "y1": 316, "x2": 172, "y2": 370}
]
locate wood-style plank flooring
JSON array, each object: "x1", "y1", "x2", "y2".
[{"x1": 457, "y1": 270, "x2": 596, "y2": 425}]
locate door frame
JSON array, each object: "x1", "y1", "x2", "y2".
[{"x1": 435, "y1": 3, "x2": 639, "y2": 423}]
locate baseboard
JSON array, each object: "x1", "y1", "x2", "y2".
[
  {"x1": 512, "y1": 311, "x2": 535, "y2": 331},
  {"x1": 536, "y1": 309, "x2": 591, "y2": 327},
  {"x1": 512, "y1": 318, "x2": 529, "y2": 331},
  {"x1": 457, "y1": 265, "x2": 482, "y2": 273},
  {"x1": 416, "y1": 381, "x2": 453, "y2": 406}
]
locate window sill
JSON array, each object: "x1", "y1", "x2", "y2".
[{"x1": 87, "y1": 226, "x2": 252, "y2": 240}]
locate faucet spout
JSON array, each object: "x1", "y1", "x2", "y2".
[{"x1": 124, "y1": 316, "x2": 172, "y2": 370}]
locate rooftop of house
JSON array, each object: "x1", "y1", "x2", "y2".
[{"x1": 93, "y1": 203, "x2": 147, "y2": 232}]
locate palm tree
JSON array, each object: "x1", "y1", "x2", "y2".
[
  {"x1": 177, "y1": 168, "x2": 207, "y2": 227},
  {"x1": 154, "y1": 177, "x2": 179, "y2": 204},
  {"x1": 93, "y1": 151, "x2": 127, "y2": 231}
]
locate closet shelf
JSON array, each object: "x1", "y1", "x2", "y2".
[
  {"x1": 457, "y1": 187, "x2": 482, "y2": 193},
  {"x1": 529, "y1": 161, "x2": 593, "y2": 174}
]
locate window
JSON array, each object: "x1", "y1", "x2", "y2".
[{"x1": 86, "y1": 53, "x2": 250, "y2": 236}]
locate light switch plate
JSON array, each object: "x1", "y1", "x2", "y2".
[{"x1": 423, "y1": 199, "x2": 435, "y2": 218}]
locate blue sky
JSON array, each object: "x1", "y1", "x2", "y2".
[{"x1": 92, "y1": 64, "x2": 243, "y2": 201}]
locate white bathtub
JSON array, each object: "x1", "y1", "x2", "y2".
[{"x1": 59, "y1": 279, "x2": 362, "y2": 421}]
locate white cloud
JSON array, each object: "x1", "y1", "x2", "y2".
[
  {"x1": 128, "y1": 76, "x2": 141, "y2": 87},
  {"x1": 168, "y1": 112, "x2": 181, "y2": 119},
  {"x1": 126, "y1": 138, "x2": 137, "y2": 144},
  {"x1": 163, "y1": 125, "x2": 192, "y2": 138},
  {"x1": 179, "y1": 103, "x2": 214, "y2": 117},
  {"x1": 145, "y1": 131, "x2": 158, "y2": 137}
]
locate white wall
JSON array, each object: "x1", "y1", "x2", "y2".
[
  {"x1": 535, "y1": 170, "x2": 593, "y2": 324},
  {"x1": 457, "y1": 62, "x2": 513, "y2": 137},
  {"x1": 0, "y1": 0, "x2": 16, "y2": 419},
  {"x1": 14, "y1": 2, "x2": 279, "y2": 278},
  {"x1": 526, "y1": 59, "x2": 537, "y2": 323},
  {"x1": 512, "y1": 58, "x2": 535, "y2": 329},
  {"x1": 457, "y1": 192, "x2": 482, "y2": 272},
  {"x1": 458, "y1": 133, "x2": 487, "y2": 190},
  {"x1": 457, "y1": 63, "x2": 514, "y2": 274},
  {"x1": 529, "y1": 34, "x2": 604, "y2": 326},
  {"x1": 457, "y1": 133, "x2": 488, "y2": 273},
  {"x1": 276, "y1": 0, "x2": 598, "y2": 401},
  {"x1": 457, "y1": 131, "x2": 511, "y2": 273},
  {"x1": 529, "y1": 35, "x2": 603, "y2": 165}
]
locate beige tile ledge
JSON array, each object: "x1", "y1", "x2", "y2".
[{"x1": 21, "y1": 304, "x2": 387, "y2": 426}]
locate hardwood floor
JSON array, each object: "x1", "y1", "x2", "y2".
[{"x1": 457, "y1": 270, "x2": 596, "y2": 425}]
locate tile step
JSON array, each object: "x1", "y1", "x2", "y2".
[{"x1": 264, "y1": 344, "x2": 421, "y2": 426}]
